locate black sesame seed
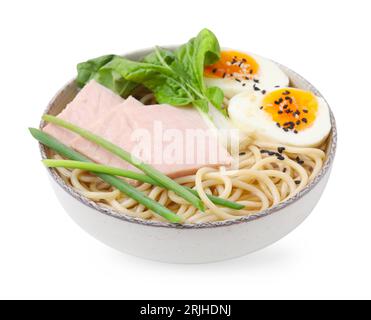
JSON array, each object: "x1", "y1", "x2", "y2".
[
  {"x1": 239, "y1": 152, "x2": 246, "y2": 156},
  {"x1": 242, "y1": 83, "x2": 246, "y2": 87},
  {"x1": 276, "y1": 123, "x2": 281, "y2": 128},
  {"x1": 222, "y1": 73, "x2": 226, "y2": 78},
  {"x1": 260, "y1": 106, "x2": 263, "y2": 110},
  {"x1": 278, "y1": 110, "x2": 283, "y2": 114},
  {"x1": 212, "y1": 68, "x2": 217, "y2": 73},
  {"x1": 235, "y1": 78, "x2": 241, "y2": 83},
  {"x1": 303, "y1": 109, "x2": 309, "y2": 113},
  {"x1": 302, "y1": 118, "x2": 308, "y2": 123},
  {"x1": 283, "y1": 168, "x2": 287, "y2": 173},
  {"x1": 277, "y1": 155, "x2": 285, "y2": 161},
  {"x1": 278, "y1": 147, "x2": 286, "y2": 154},
  {"x1": 253, "y1": 84, "x2": 260, "y2": 91},
  {"x1": 295, "y1": 157, "x2": 304, "y2": 165},
  {"x1": 283, "y1": 128, "x2": 289, "y2": 132},
  {"x1": 261, "y1": 90, "x2": 266, "y2": 94},
  {"x1": 296, "y1": 120, "x2": 301, "y2": 125},
  {"x1": 283, "y1": 104, "x2": 288, "y2": 109},
  {"x1": 283, "y1": 90, "x2": 291, "y2": 95},
  {"x1": 295, "y1": 180, "x2": 301, "y2": 185},
  {"x1": 294, "y1": 130, "x2": 298, "y2": 134},
  {"x1": 284, "y1": 121, "x2": 294, "y2": 129},
  {"x1": 253, "y1": 79, "x2": 260, "y2": 83}
]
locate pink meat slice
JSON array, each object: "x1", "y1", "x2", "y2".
[
  {"x1": 69, "y1": 96, "x2": 144, "y2": 169},
  {"x1": 43, "y1": 80, "x2": 124, "y2": 145},
  {"x1": 71, "y1": 99, "x2": 232, "y2": 178}
]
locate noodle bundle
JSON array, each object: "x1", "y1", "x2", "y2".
[{"x1": 53, "y1": 139, "x2": 327, "y2": 224}]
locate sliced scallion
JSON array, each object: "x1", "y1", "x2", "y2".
[
  {"x1": 42, "y1": 159, "x2": 244, "y2": 210},
  {"x1": 29, "y1": 128, "x2": 182, "y2": 223}
]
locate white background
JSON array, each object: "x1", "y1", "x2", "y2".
[{"x1": 1, "y1": 0, "x2": 370, "y2": 300}]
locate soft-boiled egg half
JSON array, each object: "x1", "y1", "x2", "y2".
[
  {"x1": 204, "y1": 50, "x2": 289, "y2": 99},
  {"x1": 228, "y1": 88, "x2": 331, "y2": 147}
]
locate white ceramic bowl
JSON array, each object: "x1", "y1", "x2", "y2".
[{"x1": 40, "y1": 48, "x2": 337, "y2": 264}]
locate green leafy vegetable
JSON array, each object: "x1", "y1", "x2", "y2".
[
  {"x1": 76, "y1": 54, "x2": 115, "y2": 87},
  {"x1": 101, "y1": 52, "x2": 194, "y2": 106},
  {"x1": 142, "y1": 47, "x2": 176, "y2": 65},
  {"x1": 99, "y1": 29, "x2": 225, "y2": 115},
  {"x1": 43, "y1": 159, "x2": 244, "y2": 210},
  {"x1": 205, "y1": 86, "x2": 224, "y2": 111},
  {"x1": 76, "y1": 54, "x2": 138, "y2": 98},
  {"x1": 29, "y1": 128, "x2": 182, "y2": 223},
  {"x1": 174, "y1": 28, "x2": 220, "y2": 93},
  {"x1": 76, "y1": 29, "x2": 227, "y2": 120},
  {"x1": 95, "y1": 68, "x2": 138, "y2": 97}
]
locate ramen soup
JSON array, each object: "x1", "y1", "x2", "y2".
[{"x1": 31, "y1": 29, "x2": 331, "y2": 224}]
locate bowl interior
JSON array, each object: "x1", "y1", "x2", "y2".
[{"x1": 40, "y1": 47, "x2": 337, "y2": 229}]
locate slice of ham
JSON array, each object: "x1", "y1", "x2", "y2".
[
  {"x1": 71, "y1": 99, "x2": 232, "y2": 178},
  {"x1": 69, "y1": 96, "x2": 143, "y2": 169},
  {"x1": 43, "y1": 80, "x2": 232, "y2": 178},
  {"x1": 43, "y1": 80, "x2": 124, "y2": 146}
]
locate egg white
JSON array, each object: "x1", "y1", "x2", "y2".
[
  {"x1": 204, "y1": 51, "x2": 289, "y2": 99},
  {"x1": 228, "y1": 90, "x2": 331, "y2": 147}
]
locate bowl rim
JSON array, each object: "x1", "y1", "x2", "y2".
[{"x1": 39, "y1": 46, "x2": 337, "y2": 230}]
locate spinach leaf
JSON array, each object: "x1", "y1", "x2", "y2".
[
  {"x1": 174, "y1": 28, "x2": 221, "y2": 92},
  {"x1": 206, "y1": 86, "x2": 225, "y2": 112},
  {"x1": 101, "y1": 55, "x2": 193, "y2": 106},
  {"x1": 76, "y1": 54, "x2": 115, "y2": 88},
  {"x1": 76, "y1": 54, "x2": 138, "y2": 98},
  {"x1": 94, "y1": 68, "x2": 138, "y2": 97},
  {"x1": 142, "y1": 47, "x2": 176, "y2": 65},
  {"x1": 99, "y1": 29, "x2": 225, "y2": 116}
]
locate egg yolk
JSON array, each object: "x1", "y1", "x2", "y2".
[
  {"x1": 262, "y1": 88, "x2": 318, "y2": 133},
  {"x1": 204, "y1": 51, "x2": 259, "y2": 80}
]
